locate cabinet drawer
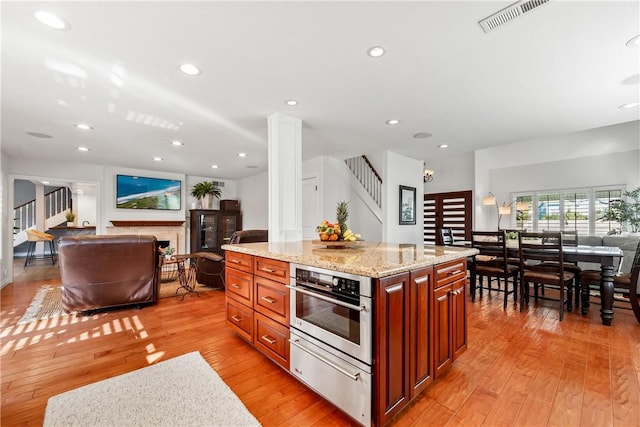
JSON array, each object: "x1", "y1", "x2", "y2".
[
  {"x1": 225, "y1": 268, "x2": 253, "y2": 306},
  {"x1": 434, "y1": 259, "x2": 467, "y2": 287},
  {"x1": 226, "y1": 297, "x2": 253, "y2": 342},
  {"x1": 255, "y1": 257, "x2": 289, "y2": 283},
  {"x1": 255, "y1": 276, "x2": 289, "y2": 325},
  {"x1": 225, "y1": 252, "x2": 253, "y2": 274},
  {"x1": 254, "y1": 312, "x2": 289, "y2": 369}
]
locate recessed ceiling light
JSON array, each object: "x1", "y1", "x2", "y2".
[
  {"x1": 367, "y1": 46, "x2": 385, "y2": 58},
  {"x1": 285, "y1": 99, "x2": 298, "y2": 106},
  {"x1": 438, "y1": 144, "x2": 449, "y2": 149},
  {"x1": 211, "y1": 164, "x2": 219, "y2": 169},
  {"x1": 34, "y1": 11, "x2": 70, "y2": 30},
  {"x1": 619, "y1": 102, "x2": 640, "y2": 109},
  {"x1": 26, "y1": 132, "x2": 53, "y2": 138},
  {"x1": 153, "y1": 157, "x2": 163, "y2": 161},
  {"x1": 238, "y1": 152, "x2": 247, "y2": 158},
  {"x1": 170, "y1": 140, "x2": 184, "y2": 146},
  {"x1": 413, "y1": 132, "x2": 432, "y2": 139},
  {"x1": 179, "y1": 63, "x2": 200, "y2": 76},
  {"x1": 74, "y1": 123, "x2": 93, "y2": 130},
  {"x1": 626, "y1": 35, "x2": 640, "y2": 47},
  {"x1": 385, "y1": 119, "x2": 400, "y2": 125},
  {"x1": 77, "y1": 146, "x2": 90, "y2": 152}
]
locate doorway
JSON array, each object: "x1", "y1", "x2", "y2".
[
  {"x1": 423, "y1": 190, "x2": 472, "y2": 245},
  {"x1": 302, "y1": 176, "x2": 319, "y2": 240}
]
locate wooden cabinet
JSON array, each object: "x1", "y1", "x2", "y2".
[
  {"x1": 375, "y1": 260, "x2": 465, "y2": 425},
  {"x1": 225, "y1": 253, "x2": 290, "y2": 370},
  {"x1": 190, "y1": 209, "x2": 242, "y2": 255},
  {"x1": 375, "y1": 272, "x2": 411, "y2": 425},
  {"x1": 433, "y1": 259, "x2": 467, "y2": 379},
  {"x1": 374, "y1": 267, "x2": 434, "y2": 425},
  {"x1": 409, "y1": 267, "x2": 434, "y2": 397}
]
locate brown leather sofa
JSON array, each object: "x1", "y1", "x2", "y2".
[{"x1": 58, "y1": 235, "x2": 160, "y2": 313}]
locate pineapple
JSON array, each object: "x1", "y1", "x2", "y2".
[{"x1": 336, "y1": 201, "x2": 349, "y2": 240}]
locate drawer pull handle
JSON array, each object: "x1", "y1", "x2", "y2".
[
  {"x1": 261, "y1": 296, "x2": 277, "y2": 304},
  {"x1": 231, "y1": 284, "x2": 241, "y2": 289},
  {"x1": 449, "y1": 269, "x2": 463, "y2": 275},
  {"x1": 230, "y1": 259, "x2": 241, "y2": 264},
  {"x1": 231, "y1": 315, "x2": 242, "y2": 322},
  {"x1": 261, "y1": 334, "x2": 277, "y2": 344},
  {"x1": 260, "y1": 267, "x2": 275, "y2": 273}
]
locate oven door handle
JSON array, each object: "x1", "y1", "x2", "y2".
[
  {"x1": 289, "y1": 338, "x2": 360, "y2": 382},
  {"x1": 285, "y1": 285, "x2": 367, "y2": 312}
]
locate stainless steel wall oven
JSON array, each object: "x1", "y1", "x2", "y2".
[{"x1": 287, "y1": 263, "x2": 373, "y2": 426}]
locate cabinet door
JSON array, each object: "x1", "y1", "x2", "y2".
[
  {"x1": 433, "y1": 283, "x2": 453, "y2": 379},
  {"x1": 452, "y1": 279, "x2": 467, "y2": 359},
  {"x1": 220, "y1": 212, "x2": 242, "y2": 246},
  {"x1": 374, "y1": 273, "x2": 410, "y2": 425},
  {"x1": 190, "y1": 210, "x2": 218, "y2": 253},
  {"x1": 409, "y1": 267, "x2": 433, "y2": 398}
]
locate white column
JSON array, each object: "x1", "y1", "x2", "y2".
[{"x1": 267, "y1": 113, "x2": 302, "y2": 242}]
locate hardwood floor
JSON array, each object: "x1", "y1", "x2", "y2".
[{"x1": 2, "y1": 277, "x2": 639, "y2": 427}]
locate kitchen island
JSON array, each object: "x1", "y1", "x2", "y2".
[{"x1": 222, "y1": 240, "x2": 478, "y2": 426}]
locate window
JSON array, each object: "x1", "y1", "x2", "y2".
[{"x1": 510, "y1": 187, "x2": 623, "y2": 235}]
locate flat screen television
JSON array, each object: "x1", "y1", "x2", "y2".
[{"x1": 116, "y1": 174, "x2": 181, "y2": 210}]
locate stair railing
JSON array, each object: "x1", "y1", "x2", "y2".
[
  {"x1": 345, "y1": 155, "x2": 382, "y2": 208},
  {"x1": 13, "y1": 187, "x2": 71, "y2": 234}
]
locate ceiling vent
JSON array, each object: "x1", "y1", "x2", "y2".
[
  {"x1": 479, "y1": 0, "x2": 550, "y2": 33},
  {"x1": 211, "y1": 181, "x2": 225, "y2": 187}
]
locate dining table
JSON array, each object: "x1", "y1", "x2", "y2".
[{"x1": 455, "y1": 240, "x2": 624, "y2": 326}]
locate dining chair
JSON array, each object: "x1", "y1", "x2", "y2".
[
  {"x1": 580, "y1": 240, "x2": 640, "y2": 322},
  {"x1": 537, "y1": 230, "x2": 583, "y2": 309},
  {"x1": 439, "y1": 228, "x2": 455, "y2": 246},
  {"x1": 519, "y1": 231, "x2": 575, "y2": 320},
  {"x1": 471, "y1": 230, "x2": 519, "y2": 309}
]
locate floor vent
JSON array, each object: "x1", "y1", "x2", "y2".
[{"x1": 479, "y1": 0, "x2": 550, "y2": 33}]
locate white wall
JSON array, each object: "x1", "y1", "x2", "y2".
[
  {"x1": 382, "y1": 151, "x2": 423, "y2": 244},
  {"x1": 475, "y1": 121, "x2": 640, "y2": 230},
  {"x1": 1, "y1": 150, "x2": 8, "y2": 288},
  {"x1": 237, "y1": 172, "x2": 268, "y2": 229},
  {"x1": 422, "y1": 152, "x2": 475, "y2": 195},
  {"x1": 320, "y1": 157, "x2": 382, "y2": 242}
]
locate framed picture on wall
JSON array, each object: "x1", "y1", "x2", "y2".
[{"x1": 399, "y1": 185, "x2": 416, "y2": 225}]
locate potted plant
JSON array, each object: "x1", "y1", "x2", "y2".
[
  {"x1": 190, "y1": 181, "x2": 222, "y2": 209},
  {"x1": 162, "y1": 246, "x2": 176, "y2": 259},
  {"x1": 65, "y1": 209, "x2": 76, "y2": 226},
  {"x1": 602, "y1": 187, "x2": 640, "y2": 234}
]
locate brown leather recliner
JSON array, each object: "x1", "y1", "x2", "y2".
[
  {"x1": 229, "y1": 229, "x2": 268, "y2": 244},
  {"x1": 58, "y1": 235, "x2": 160, "y2": 313}
]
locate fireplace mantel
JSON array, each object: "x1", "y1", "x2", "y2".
[
  {"x1": 106, "y1": 221, "x2": 186, "y2": 253},
  {"x1": 110, "y1": 220, "x2": 185, "y2": 227}
]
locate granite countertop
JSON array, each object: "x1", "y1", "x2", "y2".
[{"x1": 221, "y1": 240, "x2": 478, "y2": 278}]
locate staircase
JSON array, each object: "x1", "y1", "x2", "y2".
[
  {"x1": 344, "y1": 155, "x2": 382, "y2": 208},
  {"x1": 13, "y1": 187, "x2": 71, "y2": 247}
]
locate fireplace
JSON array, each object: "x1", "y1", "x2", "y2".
[{"x1": 106, "y1": 220, "x2": 186, "y2": 254}]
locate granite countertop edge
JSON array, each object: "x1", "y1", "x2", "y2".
[{"x1": 222, "y1": 242, "x2": 478, "y2": 278}]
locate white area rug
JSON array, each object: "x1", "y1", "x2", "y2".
[
  {"x1": 44, "y1": 351, "x2": 260, "y2": 427},
  {"x1": 17, "y1": 285, "x2": 69, "y2": 325}
]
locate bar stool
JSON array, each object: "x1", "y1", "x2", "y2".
[{"x1": 24, "y1": 229, "x2": 57, "y2": 267}]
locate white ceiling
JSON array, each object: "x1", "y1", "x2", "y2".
[{"x1": 2, "y1": 1, "x2": 639, "y2": 181}]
